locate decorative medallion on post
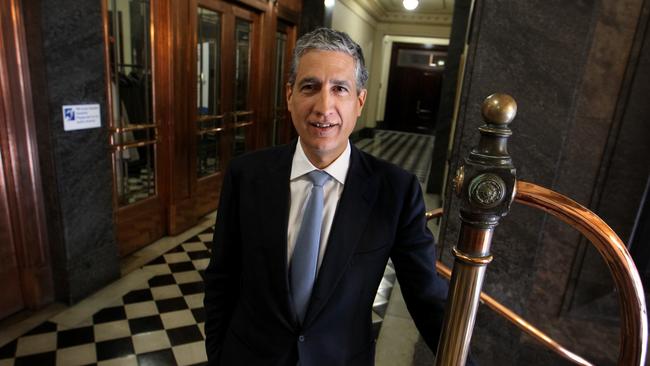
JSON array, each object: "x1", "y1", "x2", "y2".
[{"x1": 435, "y1": 93, "x2": 518, "y2": 366}]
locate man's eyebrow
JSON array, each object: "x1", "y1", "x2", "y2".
[
  {"x1": 297, "y1": 77, "x2": 321, "y2": 86},
  {"x1": 331, "y1": 79, "x2": 351, "y2": 87}
]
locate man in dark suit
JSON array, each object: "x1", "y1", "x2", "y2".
[{"x1": 204, "y1": 28, "x2": 449, "y2": 365}]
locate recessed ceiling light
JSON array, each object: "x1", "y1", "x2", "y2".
[
  {"x1": 403, "y1": 0, "x2": 418, "y2": 10},
  {"x1": 324, "y1": 0, "x2": 335, "y2": 8}
]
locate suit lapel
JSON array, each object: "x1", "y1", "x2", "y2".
[
  {"x1": 255, "y1": 143, "x2": 296, "y2": 327},
  {"x1": 303, "y1": 146, "x2": 379, "y2": 327}
]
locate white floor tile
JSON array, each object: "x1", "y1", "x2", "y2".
[
  {"x1": 131, "y1": 330, "x2": 171, "y2": 354},
  {"x1": 172, "y1": 341, "x2": 208, "y2": 366},
  {"x1": 94, "y1": 320, "x2": 131, "y2": 342},
  {"x1": 160, "y1": 310, "x2": 196, "y2": 329},
  {"x1": 56, "y1": 343, "x2": 97, "y2": 365},
  {"x1": 14, "y1": 332, "x2": 57, "y2": 356}
]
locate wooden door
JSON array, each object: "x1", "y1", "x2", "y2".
[
  {"x1": 384, "y1": 43, "x2": 448, "y2": 134},
  {"x1": 105, "y1": 0, "x2": 167, "y2": 257},
  {"x1": 193, "y1": 0, "x2": 262, "y2": 217},
  {"x1": 271, "y1": 20, "x2": 297, "y2": 146}
]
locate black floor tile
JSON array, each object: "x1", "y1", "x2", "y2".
[
  {"x1": 123, "y1": 288, "x2": 153, "y2": 304},
  {"x1": 147, "y1": 256, "x2": 166, "y2": 265},
  {"x1": 384, "y1": 272, "x2": 397, "y2": 283},
  {"x1": 128, "y1": 314, "x2": 164, "y2": 335},
  {"x1": 377, "y1": 286, "x2": 392, "y2": 299},
  {"x1": 155, "y1": 297, "x2": 188, "y2": 313},
  {"x1": 95, "y1": 337, "x2": 135, "y2": 361},
  {"x1": 0, "y1": 339, "x2": 17, "y2": 359},
  {"x1": 188, "y1": 250, "x2": 210, "y2": 260},
  {"x1": 93, "y1": 306, "x2": 127, "y2": 324},
  {"x1": 201, "y1": 227, "x2": 214, "y2": 234},
  {"x1": 169, "y1": 261, "x2": 195, "y2": 273},
  {"x1": 137, "y1": 349, "x2": 176, "y2": 366},
  {"x1": 147, "y1": 255, "x2": 167, "y2": 266},
  {"x1": 166, "y1": 324, "x2": 204, "y2": 346},
  {"x1": 167, "y1": 245, "x2": 184, "y2": 253},
  {"x1": 14, "y1": 351, "x2": 56, "y2": 365},
  {"x1": 58, "y1": 325, "x2": 95, "y2": 348},
  {"x1": 179, "y1": 281, "x2": 204, "y2": 295},
  {"x1": 149, "y1": 274, "x2": 176, "y2": 287},
  {"x1": 185, "y1": 235, "x2": 202, "y2": 243},
  {"x1": 191, "y1": 308, "x2": 205, "y2": 323},
  {"x1": 373, "y1": 303, "x2": 388, "y2": 318},
  {"x1": 24, "y1": 321, "x2": 58, "y2": 336}
]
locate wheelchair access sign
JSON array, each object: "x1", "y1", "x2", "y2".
[{"x1": 62, "y1": 104, "x2": 101, "y2": 131}]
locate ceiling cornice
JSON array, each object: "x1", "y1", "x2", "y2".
[
  {"x1": 381, "y1": 12, "x2": 452, "y2": 25},
  {"x1": 353, "y1": 0, "x2": 453, "y2": 26},
  {"x1": 352, "y1": 0, "x2": 387, "y2": 21}
]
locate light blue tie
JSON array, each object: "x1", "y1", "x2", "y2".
[{"x1": 291, "y1": 170, "x2": 331, "y2": 323}]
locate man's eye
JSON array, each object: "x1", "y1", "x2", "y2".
[
  {"x1": 333, "y1": 86, "x2": 348, "y2": 94},
  {"x1": 301, "y1": 84, "x2": 315, "y2": 92}
]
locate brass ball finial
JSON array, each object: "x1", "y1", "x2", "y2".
[{"x1": 481, "y1": 93, "x2": 517, "y2": 125}]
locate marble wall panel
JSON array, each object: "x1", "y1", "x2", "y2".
[{"x1": 38, "y1": 0, "x2": 119, "y2": 303}]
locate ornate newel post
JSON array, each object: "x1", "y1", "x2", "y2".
[{"x1": 435, "y1": 93, "x2": 518, "y2": 365}]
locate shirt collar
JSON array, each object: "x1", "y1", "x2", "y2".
[{"x1": 290, "y1": 138, "x2": 351, "y2": 185}]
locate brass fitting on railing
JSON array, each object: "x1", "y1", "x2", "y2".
[{"x1": 436, "y1": 93, "x2": 518, "y2": 366}]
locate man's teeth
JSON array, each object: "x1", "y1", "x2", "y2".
[{"x1": 314, "y1": 123, "x2": 334, "y2": 128}]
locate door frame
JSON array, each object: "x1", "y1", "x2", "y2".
[{"x1": 0, "y1": 0, "x2": 53, "y2": 317}]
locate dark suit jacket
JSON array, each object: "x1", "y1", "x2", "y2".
[{"x1": 204, "y1": 141, "x2": 449, "y2": 366}]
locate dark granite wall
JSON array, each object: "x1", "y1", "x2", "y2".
[
  {"x1": 526, "y1": 3, "x2": 649, "y2": 360},
  {"x1": 626, "y1": 3, "x2": 650, "y2": 281},
  {"x1": 27, "y1": 0, "x2": 120, "y2": 304},
  {"x1": 438, "y1": 0, "x2": 600, "y2": 364},
  {"x1": 437, "y1": 0, "x2": 650, "y2": 364}
]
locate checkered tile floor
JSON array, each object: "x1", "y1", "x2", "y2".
[
  {"x1": 0, "y1": 226, "x2": 397, "y2": 366},
  {"x1": 0, "y1": 229, "x2": 212, "y2": 366},
  {"x1": 356, "y1": 130, "x2": 434, "y2": 184}
]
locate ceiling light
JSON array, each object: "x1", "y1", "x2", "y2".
[
  {"x1": 403, "y1": 0, "x2": 418, "y2": 10},
  {"x1": 324, "y1": 0, "x2": 335, "y2": 8}
]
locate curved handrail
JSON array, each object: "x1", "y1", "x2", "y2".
[
  {"x1": 514, "y1": 180, "x2": 647, "y2": 365},
  {"x1": 429, "y1": 211, "x2": 593, "y2": 365},
  {"x1": 429, "y1": 180, "x2": 647, "y2": 364}
]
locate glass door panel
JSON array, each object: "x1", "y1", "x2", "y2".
[
  {"x1": 108, "y1": 0, "x2": 157, "y2": 206},
  {"x1": 272, "y1": 30, "x2": 287, "y2": 146},
  {"x1": 196, "y1": 7, "x2": 224, "y2": 178},
  {"x1": 232, "y1": 19, "x2": 253, "y2": 157},
  {"x1": 193, "y1": 1, "x2": 259, "y2": 218}
]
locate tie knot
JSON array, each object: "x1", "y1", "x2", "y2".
[{"x1": 307, "y1": 170, "x2": 330, "y2": 187}]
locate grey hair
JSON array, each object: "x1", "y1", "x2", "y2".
[{"x1": 288, "y1": 28, "x2": 369, "y2": 93}]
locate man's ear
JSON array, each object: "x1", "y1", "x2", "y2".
[
  {"x1": 356, "y1": 88, "x2": 367, "y2": 116},
  {"x1": 286, "y1": 83, "x2": 294, "y2": 111}
]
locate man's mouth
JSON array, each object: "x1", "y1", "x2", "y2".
[{"x1": 310, "y1": 122, "x2": 337, "y2": 129}]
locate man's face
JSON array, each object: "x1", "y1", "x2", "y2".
[{"x1": 287, "y1": 50, "x2": 367, "y2": 167}]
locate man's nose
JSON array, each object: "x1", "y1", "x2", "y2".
[{"x1": 313, "y1": 89, "x2": 334, "y2": 116}]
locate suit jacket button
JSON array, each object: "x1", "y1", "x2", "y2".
[{"x1": 298, "y1": 335, "x2": 305, "y2": 342}]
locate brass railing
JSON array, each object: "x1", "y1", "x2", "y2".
[
  {"x1": 429, "y1": 198, "x2": 647, "y2": 365},
  {"x1": 432, "y1": 93, "x2": 647, "y2": 365}
]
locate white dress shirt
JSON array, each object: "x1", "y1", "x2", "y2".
[{"x1": 287, "y1": 138, "x2": 351, "y2": 271}]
